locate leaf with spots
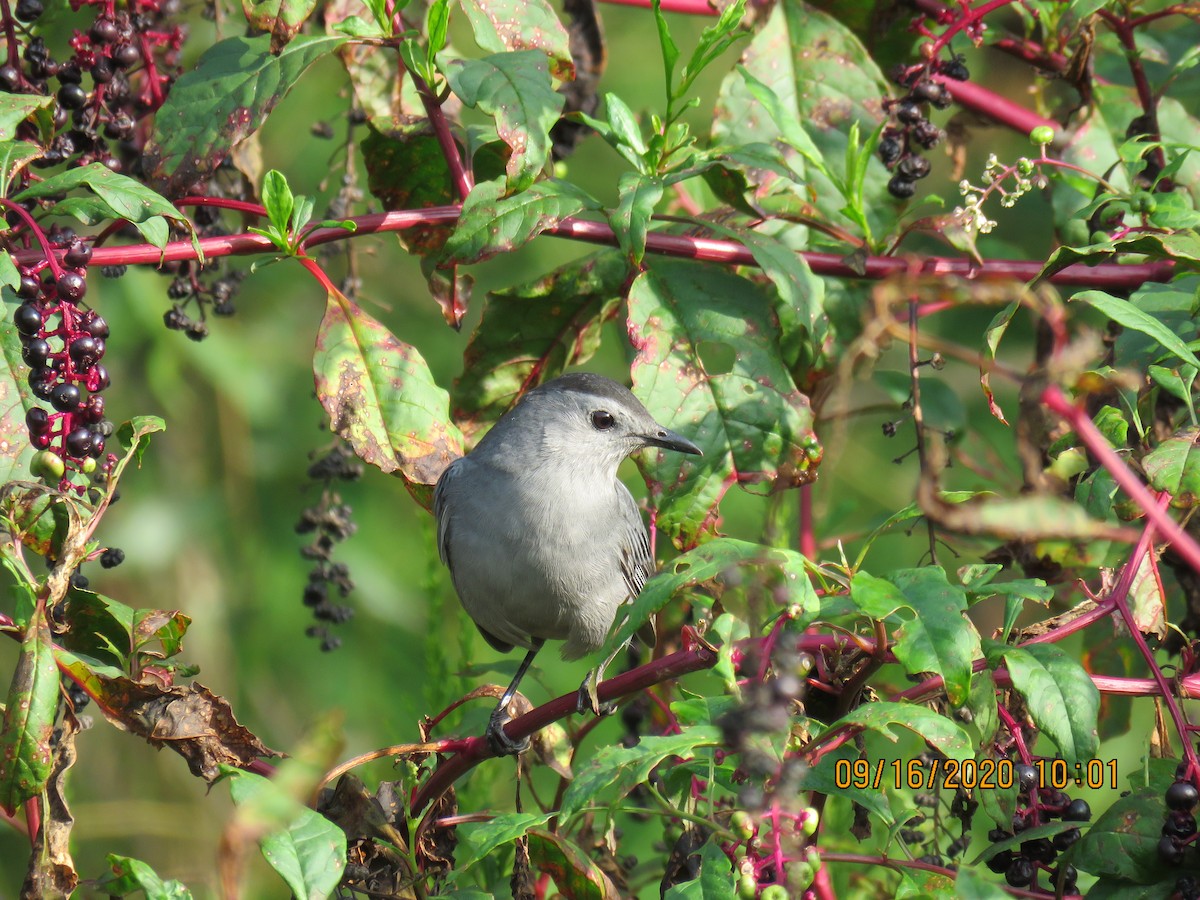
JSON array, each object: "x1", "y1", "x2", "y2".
[
  {"x1": 1142, "y1": 427, "x2": 1200, "y2": 508},
  {"x1": 439, "y1": 177, "x2": 598, "y2": 267},
  {"x1": 451, "y1": 250, "x2": 627, "y2": 441},
  {"x1": 0, "y1": 602, "x2": 59, "y2": 815},
  {"x1": 1, "y1": 287, "x2": 38, "y2": 488},
  {"x1": 985, "y1": 641, "x2": 1099, "y2": 767},
  {"x1": 440, "y1": 50, "x2": 565, "y2": 192},
  {"x1": 609, "y1": 172, "x2": 663, "y2": 267},
  {"x1": 313, "y1": 288, "x2": 463, "y2": 510},
  {"x1": 527, "y1": 829, "x2": 623, "y2": 899},
  {"x1": 241, "y1": 0, "x2": 320, "y2": 52},
  {"x1": 144, "y1": 34, "x2": 347, "y2": 196},
  {"x1": 850, "y1": 569, "x2": 979, "y2": 707},
  {"x1": 628, "y1": 260, "x2": 821, "y2": 547},
  {"x1": 1071, "y1": 786, "x2": 1166, "y2": 883},
  {"x1": 711, "y1": 0, "x2": 893, "y2": 241},
  {"x1": 459, "y1": 0, "x2": 574, "y2": 81}
]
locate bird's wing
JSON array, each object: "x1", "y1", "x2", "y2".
[
  {"x1": 616, "y1": 483, "x2": 658, "y2": 648},
  {"x1": 432, "y1": 459, "x2": 460, "y2": 567}
]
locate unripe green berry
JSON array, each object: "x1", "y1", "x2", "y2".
[
  {"x1": 789, "y1": 861, "x2": 816, "y2": 890},
  {"x1": 31, "y1": 449, "x2": 65, "y2": 480},
  {"x1": 737, "y1": 874, "x2": 758, "y2": 900},
  {"x1": 81, "y1": 456, "x2": 97, "y2": 474},
  {"x1": 1131, "y1": 191, "x2": 1157, "y2": 214},
  {"x1": 800, "y1": 807, "x2": 820, "y2": 836},
  {"x1": 761, "y1": 886, "x2": 790, "y2": 900},
  {"x1": 1029, "y1": 125, "x2": 1055, "y2": 146},
  {"x1": 731, "y1": 810, "x2": 757, "y2": 840},
  {"x1": 1017, "y1": 158, "x2": 1034, "y2": 176}
]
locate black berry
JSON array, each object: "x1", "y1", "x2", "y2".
[
  {"x1": 1063, "y1": 798, "x2": 1091, "y2": 822},
  {"x1": 100, "y1": 547, "x2": 125, "y2": 568},
  {"x1": 888, "y1": 175, "x2": 916, "y2": 199},
  {"x1": 82, "y1": 313, "x2": 109, "y2": 339},
  {"x1": 14, "y1": 303, "x2": 43, "y2": 335},
  {"x1": 25, "y1": 407, "x2": 50, "y2": 434},
  {"x1": 64, "y1": 241, "x2": 92, "y2": 268},
  {"x1": 56, "y1": 271, "x2": 86, "y2": 300},
  {"x1": 58, "y1": 83, "x2": 88, "y2": 110},
  {"x1": 14, "y1": 0, "x2": 43, "y2": 22},
  {"x1": 1160, "y1": 834, "x2": 1185, "y2": 865},
  {"x1": 22, "y1": 338, "x2": 51, "y2": 368},
  {"x1": 65, "y1": 428, "x2": 93, "y2": 457},
  {"x1": 51, "y1": 383, "x2": 81, "y2": 411},
  {"x1": 1004, "y1": 856, "x2": 1034, "y2": 887},
  {"x1": 895, "y1": 100, "x2": 922, "y2": 125},
  {"x1": 1015, "y1": 764, "x2": 1038, "y2": 794},
  {"x1": 1168, "y1": 781, "x2": 1199, "y2": 811}
]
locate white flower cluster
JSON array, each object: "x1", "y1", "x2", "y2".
[{"x1": 952, "y1": 153, "x2": 1037, "y2": 235}]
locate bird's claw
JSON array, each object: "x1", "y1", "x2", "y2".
[
  {"x1": 486, "y1": 706, "x2": 529, "y2": 756},
  {"x1": 576, "y1": 672, "x2": 617, "y2": 717}
]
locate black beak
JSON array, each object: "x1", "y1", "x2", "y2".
[{"x1": 644, "y1": 428, "x2": 703, "y2": 456}]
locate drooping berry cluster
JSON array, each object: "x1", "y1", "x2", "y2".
[
  {"x1": 894, "y1": 751, "x2": 977, "y2": 870},
  {"x1": 161, "y1": 254, "x2": 245, "y2": 342},
  {"x1": 14, "y1": 235, "x2": 115, "y2": 492},
  {"x1": 296, "y1": 440, "x2": 363, "y2": 650},
  {"x1": 880, "y1": 57, "x2": 968, "y2": 199},
  {"x1": 1157, "y1": 767, "x2": 1199, "y2": 874},
  {"x1": 984, "y1": 761, "x2": 1088, "y2": 892}
]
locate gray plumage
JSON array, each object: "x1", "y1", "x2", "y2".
[{"x1": 432, "y1": 373, "x2": 702, "y2": 752}]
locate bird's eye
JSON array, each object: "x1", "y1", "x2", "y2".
[{"x1": 591, "y1": 410, "x2": 615, "y2": 430}]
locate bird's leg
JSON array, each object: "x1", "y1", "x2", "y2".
[
  {"x1": 486, "y1": 639, "x2": 543, "y2": 756},
  {"x1": 577, "y1": 641, "x2": 625, "y2": 717}
]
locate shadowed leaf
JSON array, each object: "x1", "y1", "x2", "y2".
[{"x1": 0, "y1": 604, "x2": 58, "y2": 814}]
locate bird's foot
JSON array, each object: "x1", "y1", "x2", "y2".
[
  {"x1": 486, "y1": 705, "x2": 530, "y2": 756},
  {"x1": 576, "y1": 670, "x2": 617, "y2": 717}
]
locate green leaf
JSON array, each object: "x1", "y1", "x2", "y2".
[
  {"x1": 440, "y1": 50, "x2": 564, "y2": 192},
  {"x1": 440, "y1": 177, "x2": 596, "y2": 266},
  {"x1": 226, "y1": 768, "x2": 347, "y2": 899},
  {"x1": 450, "y1": 251, "x2": 627, "y2": 439},
  {"x1": 986, "y1": 642, "x2": 1099, "y2": 766},
  {"x1": 652, "y1": 0, "x2": 680, "y2": 105},
  {"x1": 144, "y1": 35, "x2": 347, "y2": 195},
  {"x1": 604, "y1": 92, "x2": 650, "y2": 165},
  {"x1": 15, "y1": 163, "x2": 188, "y2": 249},
  {"x1": 850, "y1": 569, "x2": 979, "y2": 707},
  {"x1": 96, "y1": 854, "x2": 194, "y2": 899},
  {"x1": 0, "y1": 289, "x2": 38, "y2": 487},
  {"x1": 679, "y1": 0, "x2": 747, "y2": 94},
  {"x1": 261, "y1": 168, "x2": 296, "y2": 239},
  {"x1": 1072, "y1": 785, "x2": 1168, "y2": 883},
  {"x1": 823, "y1": 702, "x2": 974, "y2": 762},
  {"x1": 1148, "y1": 364, "x2": 1198, "y2": 425},
  {"x1": 609, "y1": 172, "x2": 663, "y2": 266},
  {"x1": 1072, "y1": 289, "x2": 1200, "y2": 371},
  {"x1": 797, "y1": 744, "x2": 894, "y2": 825},
  {"x1": 240, "y1": 0, "x2": 319, "y2": 51},
  {"x1": 602, "y1": 537, "x2": 819, "y2": 661},
  {"x1": 0, "y1": 92, "x2": 54, "y2": 141},
  {"x1": 313, "y1": 288, "x2": 464, "y2": 509},
  {"x1": 559, "y1": 727, "x2": 721, "y2": 821},
  {"x1": 0, "y1": 604, "x2": 59, "y2": 814},
  {"x1": 456, "y1": 812, "x2": 554, "y2": 871},
  {"x1": 663, "y1": 838, "x2": 736, "y2": 899},
  {"x1": 1142, "y1": 426, "x2": 1200, "y2": 507},
  {"x1": 628, "y1": 261, "x2": 821, "y2": 546},
  {"x1": 713, "y1": 3, "x2": 892, "y2": 242},
  {"x1": 700, "y1": 220, "x2": 825, "y2": 340},
  {"x1": 458, "y1": 0, "x2": 574, "y2": 81},
  {"x1": 0, "y1": 140, "x2": 41, "y2": 196}
]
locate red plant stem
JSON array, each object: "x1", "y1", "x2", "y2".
[
  {"x1": 923, "y1": 0, "x2": 1017, "y2": 58},
  {"x1": 934, "y1": 75, "x2": 1060, "y2": 142},
  {"x1": 10, "y1": 204, "x2": 1177, "y2": 289},
  {"x1": 1042, "y1": 385, "x2": 1200, "y2": 575},
  {"x1": 599, "y1": 0, "x2": 718, "y2": 12},
  {"x1": 407, "y1": 68, "x2": 474, "y2": 202},
  {"x1": 409, "y1": 644, "x2": 718, "y2": 822},
  {"x1": 799, "y1": 484, "x2": 816, "y2": 559},
  {"x1": 1099, "y1": 9, "x2": 1167, "y2": 178},
  {"x1": 991, "y1": 36, "x2": 1068, "y2": 73},
  {"x1": 1, "y1": 198, "x2": 64, "y2": 279},
  {"x1": 1106, "y1": 492, "x2": 1200, "y2": 772}
]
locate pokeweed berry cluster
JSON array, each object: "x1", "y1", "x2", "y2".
[
  {"x1": 3, "y1": 0, "x2": 184, "y2": 175},
  {"x1": 984, "y1": 761, "x2": 1089, "y2": 892},
  {"x1": 15, "y1": 237, "x2": 115, "y2": 493},
  {"x1": 879, "y1": 56, "x2": 968, "y2": 199},
  {"x1": 296, "y1": 441, "x2": 363, "y2": 650},
  {"x1": 1157, "y1": 766, "x2": 1199, "y2": 888}
]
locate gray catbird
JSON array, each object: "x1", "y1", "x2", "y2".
[{"x1": 433, "y1": 373, "x2": 702, "y2": 754}]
